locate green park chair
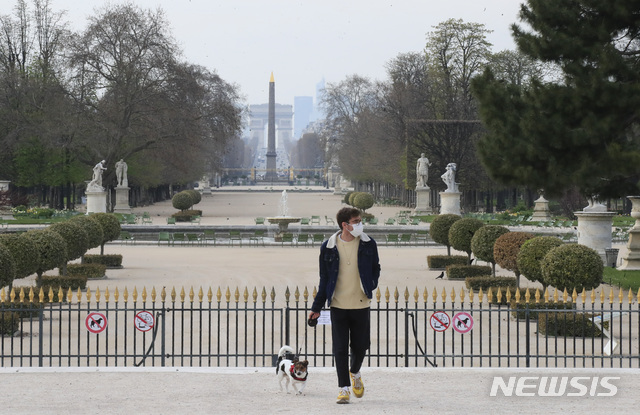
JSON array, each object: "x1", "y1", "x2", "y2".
[
  {"x1": 300, "y1": 217, "x2": 311, "y2": 225},
  {"x1": 158, "y1": 232, "x2": 173, "y2": 246},
  {"x1": 384, "y1": 218, "x2": 396, "y2": 225},
  {"x1": 325, "y1": 216, "x2": 335, "y2": 226},
  {"x1": 119, "y1": 231, "x2": 135, "y2": 245},
  {"x1": 369, "y1": 217, "x2": 378, "y2": 225},
  {"x1": 385, "y1": 234, "x2": 400, "y2": 246},
  {"x1": 310, "y1": 216, "x2": 321, "y2": 225},
  {"x1": 203, "y1": 229, "x2": 216, "y2": 246},
  {"x1": 167, "y1": 217, "x2": 176, "y2": 225},
  {"x1": 255, "y1": 217, "x2": 265, "y2": 225},
  {"x1": 297, "y1": 234, "x2": 311, "y2": 247},
  {"x1": 281, "y1": 233, "x2": 294, "y2": 246},
  {"x1": 399, "y1": 233, "x2": 412, "y2": 245},
  {"x1": 172, "y1": 233, "x2": 186, "y2": 244},
  {"x1": 410, "y1": 218, "x2": 421, "y2": 225},
  {"x1": 229, "y1": 230, "x2": 242, "y2": 246},
  {"x1": 250, "y1": 230, "x2": 266, "y2": 246},
  {"x1": 186, "y1": 233, "x2": 201, "y2": 245},
  {"x1": 142, "y1": 212, "x2": 153, "y2": 225},
  {"x1": 312, "y1": 234, "x2": 325, "y2": 246}
]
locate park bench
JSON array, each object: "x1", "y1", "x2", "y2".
[{"x1": 589, "y1": 311, "x2": 629, "y2": 356}]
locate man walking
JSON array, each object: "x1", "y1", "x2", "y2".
[{"x1": 309, "y1": 207, "x2": 381, "y2": 404}]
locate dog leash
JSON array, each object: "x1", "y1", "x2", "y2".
[{"x1": 407, "y1": 312, "x2": 437, "y2": 367}]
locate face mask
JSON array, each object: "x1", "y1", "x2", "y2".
[{"x1": 349, "y1": 222, "x2": 364, "y2": 238}]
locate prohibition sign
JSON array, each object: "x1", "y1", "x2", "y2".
[
  {"x1": 135, "y1": 310, "x2": 155, "y2": 332},
  {"x1": 453, "y1": 312, "x2": 474, "y2": 334},
  {"x1": 85, "y1": 312, "x2": 107, "y2": 334},
  {"x1": 429, "y1": 311, "x2": 451, "y2": 332}
]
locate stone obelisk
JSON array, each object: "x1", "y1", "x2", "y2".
[{"x1": 265, "y1": 72, "x2": 277, "y2": 182}]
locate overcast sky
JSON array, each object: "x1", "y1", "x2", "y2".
[{"x1": 48, "y1": 0, "x2": 524, "y2": 106}]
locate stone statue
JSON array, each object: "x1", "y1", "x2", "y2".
[
  {"x1": 115, "y1": 159, "x2": 128, "y2": 187},
  {"x1": 88, "y1": 160, "x2": 107, "y2": 191},
  {"x1": 441, "y1": 163, "x2": 458, "y2": 193},
  {"x1": 416, "y1": 153, "x2": 431, "y2": 188}
]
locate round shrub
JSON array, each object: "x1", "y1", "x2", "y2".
[
  {"x1": 0, "y1": 244, "x2": 16, "y2": 288},
  {"x1": 449, "y1": 218, "x2": 484, "y2": 260},
  {"x1": 493, "y1": 232, "x2": 535, "y2": 281},
  {"x1": 185, "y1": 189, "x2": 202, "y2": 206},
  {"x1": 516, "y1": 236, "x2": 563, "y2": 287},
  {"x1": 471, "y1": 225, "x2": 510, "y2": 266},
  {"x1": 343, "y1": 191, "x2": 354, "y2": 205},
  {"x1": 172, "y1": 191, "x2": 193, "y2": 211},
  {"x1": 23, "y1": 229, "x2": 67, "y2": 278},
  {"x1": 353, "y1": 192, "x2": 374, "y2": 211},
  {"x1": 70, "y1": 215, "x2": 104, "y2": 250},
  {"x1": 541, "y1": 244, "x2": 603, "y2": 292},
  {"x1": 90, "y1": 213, "x2": 121, "y2": 254},
  {"x1": 348, "y1": 192, "x2": 360, "y2": 206},
  {"x1": 429, "y1": 214, "x2": 461, "y2": 255},
  {"x1": 0, "y1": 233, "x2": 40, "y2": 280},
  {"x1": 49, "y1": 221, "x2": 89, "y2": 262}
]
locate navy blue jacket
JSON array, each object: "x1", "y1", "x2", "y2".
[{"x1": 311, "y1": 231, "x2": 381, "y2": 312}]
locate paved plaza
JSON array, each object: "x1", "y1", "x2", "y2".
[{"x1": 2, "y1": 187, "x2": 638, "y2": 414}]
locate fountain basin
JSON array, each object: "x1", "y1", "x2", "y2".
[{"x1": 266, "y1": 217, "x2": 301, "y2": 241}]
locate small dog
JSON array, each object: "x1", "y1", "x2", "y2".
[{"x1": 276, "y1": 345, "x2": 309, "y2": 395}]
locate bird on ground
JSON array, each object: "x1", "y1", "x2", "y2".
[{"x1": 435, "y1": 272, "x2": 444, "y2": 279}]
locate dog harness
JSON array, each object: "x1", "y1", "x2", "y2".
[{"x1": 290, "y1": 366, "x2": 308, "y2": 381}]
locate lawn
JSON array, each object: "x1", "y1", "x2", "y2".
[{"x1": 603, "y1": 267, "x2": 640, "y2": 292}]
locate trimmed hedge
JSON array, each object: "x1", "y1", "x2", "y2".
[
  {"x1": 65, "y1": 263, "x2": 106, "y2": 279},
  {"x1": 343, "y1": 191, "x2": 354, "y2": 205},
  {"x1": 70, "y1": 215, "x2": 104, "y2": 250},
  {"x1": 0, "y1": 243, "x2": 16, "y2": 288},
  {"x1": 516, "y1": 236, "x2": 564, "y2": 287},
  {"x1": 172, "y1": 191, "x2": 193, "y2": 211},
  {"x1": 427, "y1": 255, "x2": 467, "y2": 270},
  {"x1": 537, "y1": 312, "x2": 603, "y2": 337},
  {"x1": 91, "y1": 213, "x2": 121, "y2": 254},
  {"x1": 171, "y1": 210, "x2": 202, "y2": 222},
  {"x1": 83, "y1": 254, "x2": 123, "y2": 268},
  {"x1": 37, "y1": 274, "x2": 87, "y2": 291},
  {"x1": 449, "y1": 218, "x2": 484, "y2": 260},
  {"x1": 0, "y1": 301, "x2": 44, "y2": 318},
  {"x1": 23, "y1": 229, "x2": 67, "y2": 278},
  {"x1": 49, "y1": 221, "x2": 89, "y2": 262},
  {"x1": 493, "y1": 232, "x2": 535, "y2": 282},
  {"x1": 185, "y1": 189, "x2": 202, "y2": 206},
  {"x1": 0, "y1": 311, "x2": 19, "y2": 335},
  {"x1": 470, "y1": 225, "x2": 510, "y2": 267},
  {"x1": 465, "y1": 276, "x2": 517, "y2": 291},
  {"x1": 0, "y1": 233, "x2": 39, "y2": 280},
  {"x1": 446, "y1": 264, "x2": 492, "y2": 280},
  {"x1": 429, "y1": 214, "x2": 461, "y2": 255},
  {"x1": 353, "y1": 192, "x2": 374, "y2": 211},
  {"x1": 541, "y1": 244, "x2": 603, "y2": 292}
]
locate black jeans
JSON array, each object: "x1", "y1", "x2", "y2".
[{"x1": 330, "y1": 307, "x2": 371, "y2": 388}]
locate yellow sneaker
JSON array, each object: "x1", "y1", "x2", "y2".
[
  {"x1": 350, "y1": 372, "x2": 364, "y2": 398},
  {"x1": 336, "y1": 387, "x2": 350, "y2": 404}
]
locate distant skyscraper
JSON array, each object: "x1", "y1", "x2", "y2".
[{"x1": 293, "y1": 96, "x2": 313, "y2": 140}]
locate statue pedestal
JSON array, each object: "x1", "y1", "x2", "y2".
[
  {"x1": 414, "y1": 186, "x2": 433, "y2": 214},
  {"x1": 113, "y1": 186, "x2": 132, "y2": 214},
  {"x1": 86, "y1": 190, "x2": 107, "y2": 214},
  {"x1": 575, "y1": 209, "x2": 616, "y2": 264},
  {"x1": 619, "y1": 196, "x2": 640, "y2": 270},
  {"x1": 531, "y1": 196, "x2": 551, "y2": 221},
  {"x1": 439, "y1": 192, "x2": 461, "y2": 215}
]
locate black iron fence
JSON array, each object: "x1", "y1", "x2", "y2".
[{"x1": 1, "y1": 285, "x2": 639, "y2": 368}]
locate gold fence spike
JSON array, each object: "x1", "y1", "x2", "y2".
[
  {"x1": 170, "y1": 287, "x2": 176, "y2": 302},
  {"x1": 572, "y1": 288, "x2": 578, "y2": 303},
  {"x1": 270, "y1": 287, "x2": 276, "y2": 302},
  {"x1": 478, "y1": 288, "x2": 484, "y2": 303},
  {"x1": 141, "y1": 287, "x2": 147, "y2": 302},
  {"x1": 198, "y1": 287, "x2": 204, "y2": 303},
  {"x1": 563, "y1": 288, "x2": 568, "y2": 303},
  {"x1": 423, "y1": 288, "x2": 429, "y2": 303},
  {"x1": 225, "y1": 287, "x2": 231, "y2": 302},
  {"x1": 544, "y1": 287, "x2": 550, "y2": 303},
  {"x1": 525, "y1": 288, "x2": 531, "y2": 304},
  {"x1": 189, "y1": 287, "x2": 194, "y2": 303},
  {"x1": 609, "y1": 288, "x2": 614, "y2": 304},
  {"x1": 243, "y1": 287, "x2": 249, "y2": 303},
  {"x1": 413, "y1": 287, "x2": 419, "y2": 302},
  {"x1": 66, "y1": 287, "x2": 72, "y2": 303},
  {"x1": 151, "y1": 287, "x2": 157, "y2": 302},
  {"x1": 179, "y1": 287, "x2": 185, "y2": 303},
  {"x1": 404, "y1": 287, "x2": 409, "y2": 302},
  {"x1": 285, "y1": 287, "x2": 290, "y2": 302},
  {"x1": 261, "y1": 287, "x2": 267, "y2": 302},
  {"x1": 252, "y1": 287, "x2": 258, "y2": 303},
  {"x1": 590, "y1": 288, "x2": 596, "y2": 303},
  {"x1": 105, "y1": 287, "x2": 110, "y2": 302},
  {"x1": 55, "y1": 287, "x2": 62, "y2": 303},
  {"x1": 10, "y1": 287, "x2": 16, "y2": 302},
  {"x1": 303, "y1": 287, "x2": 309, "y2": 301},
  {"x1": 432, "y1": 287, "x2": 438, "y2": 303},
  {"x1": 95, "y1": 287, "x2": 101, "y2": 303},
  {"x1": 312, "y1": 286, "x2": 317, "y2": 300},
  {"x1": 505, "y1": 287, "x2": 511, "y2": 303},
  {"x1": 582, "y1": 288, "x2": 588, "y2": 304},
  {"x1": 487, "y1": 287, "x2": 493, "y2": 304},
  {"x1": 28, "y1": 287, "x2": 34, "y2": 303},
  {"x1": 468, "y1": 288, "x2": 474, "y2": 304},
  {"x1": 515, "y1": 287, "x2": 520, "y2": 304},
  {"x1": 208, "y1": 287, "x2": 213, "y2": 303},
  {"x1": 216, "y1": 287, "x2": 222, "y2": 302},
  {"x1": 535, "y1": 288, "x2": 541, "y2": 304},
  {"x1": 376, "y1": 287, "x2": 381, "y2": 302},
  {"x1": 440, "y1": 287, "x2": 446, "y2": 303},
  {"x1": 161, "y1": 287, "x2": 167, "y2": 302},
  {"x1": 551, "y1": 288, "x2": 557, "y2": 304},
  {"x1": 114, "y1": 287, "x2": 120, "y2": 302},
  {"x1": 599, "y1": 289, "x2": 605, "y2": 304},
  {"x1": 394, "y1": 287, "x2": 399, "y2": 303},
  {"x1": 19, "y1": 287, "x2": 25, "y2": 303},
  {"x1": 0, "y1": 287, "x2": 5, "y2": 302},
  {"x1": 234, "y1": 287, "x2": 240, "y2": 303},
  {"x1": 450, "y1": 287, "x2": 457, "y2": 302},
  {"x1": 460, "y1": 288, "x2": 466, "y2": 304},
  {"x1": 124, "y1": 287, "x2": 130, "y2": 302},
  {"x1": 294, "y1": 286, "x2": 300, "y2": 302},
  {"x1": 496, "y1": 287, "x2": 502, "y2": 303},
  {"x1": 132, "y1": 286, "x2": 138, "y2": 302},
  {"x1": 385, "y1": 287, "x2": 390, "y2": 303},
  {"x1": 637, "y1": 288, "x2": 640, "y2": 304},
  {"x1": 39, "y1": 287, "x2": 45, "y2": 303},
  {"x1": 618, "y1": 288, "x2": 623, "y2": 304},
  {"x1": 629, "y1": 288, "x2": 634, "y2": 304},
  {"x1": 86, "y1": 287, "x2": 92, "y2": 303}
]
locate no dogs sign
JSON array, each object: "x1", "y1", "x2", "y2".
[{"x1": 85, "y1": 312, "x2": 107, "y2": 334}]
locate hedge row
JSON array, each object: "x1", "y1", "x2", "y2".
[{"x1": 427, "y1": 255, "x2": 467, "y2": 270}]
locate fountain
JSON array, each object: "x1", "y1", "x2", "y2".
[{"x1": 266, "y1": 190, "x2": 301, "y2": 241}]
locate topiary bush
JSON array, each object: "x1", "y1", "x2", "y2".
[
  {"x1": 429, "y1": 214, "x2": 461, "y2": 256},
  {"x1": 83, "y1": 254, "x2": 122, "y2": 268},
  {"x1": 90, "y1": 213, "x2": 121, "y2": 255},
  {"x1": 70, "y1": 215, "x2": 104, "y2": 250},
  {"x1": 427, "y1": 255, "x2": 467, "y2": 270},
  {"x1": 449, "y1": 218, "x2": 484, "y2": 262},
  {"x1": 537, "y1": 312, "x2": 603, "y2": 337},
  {"x1": 348, "y1": 192, "x2": 359, "y2": 206},
  {"x1": 352, "y1": 192, "x2": 374, "y2": 212},
  {"x1": 185, "y1": 189, "x2": 202, "y2": 207},
  {"x1": 541, "y1": 244, "x2": 604, "y2": 292},
  {"x1": 446, "y1": 264, "x2": 492, "y2": 280},
  {"x1": 0, "y1": 233, "x2": 38, "y2": 281},
  {"x1": 49, "y1": 221, "x2": 89, "y2": 268},
  {"x1": 465, "y1": 276, "x2": 517, "y2": 291},
  {"x1": 343, "y1": 191, "x2": 354, "y2": 206},
  {"x1": 23, "y1": 229, "x2": 67, "y2": 280},
  {"x1": 471, "y1": 225, "x2": 510, "y2": 276},
  {"x1": 65, "y1": 263, "x2": 106, "y2": 279},
  {"x1": 516, "y1": 236, "x2": 563, "y2": 288},
  {"x1": 172, "y1": 191, "x2": 193, "y2": 211},
  {"x1": 38, "y1": 274, "x2": 87, "y2": 291},
  {"x1": 493, "y1": 232, "x2": 536, "y2": 287},
  {"x1": 0, "y1": 244, "x2": 16, "y2": 289}
]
